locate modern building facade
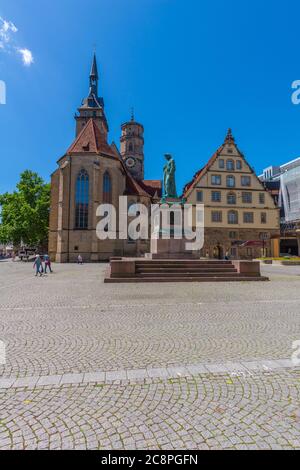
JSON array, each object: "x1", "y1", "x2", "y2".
[
  {"x1": 259, "y1": 158, "x2": 300, "y2": 255},
  {"x1": 183, "y1": 130, "x2": 280, "y2": 259}
]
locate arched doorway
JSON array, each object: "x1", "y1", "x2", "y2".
[{"x1": 213, "y1": 244, "x2": 223, "y2": 259}]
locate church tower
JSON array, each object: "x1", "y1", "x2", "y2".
[
  {"x1": 120, "y1": 111, "x2": 144, "y2": 180},
  {"x1": 75, "y1": 54, "x2": 108, "y2": 138}
]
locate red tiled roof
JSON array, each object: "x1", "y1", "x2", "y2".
[
  {"x1": 66, "y1": 118, "x2": 117, "y2": 158},
  {"x1": 139, "y1": 179, "x2": 162, "y2": 198},
  {"x1": 125, "y1": 172, "x2": 151, "y2": 198}
]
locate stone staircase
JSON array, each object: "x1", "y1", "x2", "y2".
[{"x1": 105, "y1": 259, "x2": 268, "y2": 283}]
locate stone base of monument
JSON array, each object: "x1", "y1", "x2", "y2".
[
  {"x1": 104, "y1": 258, "x2": 269, "y2": 283},
  {"x1": 146, "y1": 236, "x2": 199, "y2": 259}
]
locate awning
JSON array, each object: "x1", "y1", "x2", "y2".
[{"x1": 240, "y1": 240, "x2": 264, "y2": 248}]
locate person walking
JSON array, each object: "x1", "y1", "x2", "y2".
[
  {"x1": 77, "y1": 254, "x2": 83, "y2": 265},
  {"x1": 44, "y1": 254, "x2": 52, "y2": 273},
  {"x1": 33, "y1": 254, "x2": 43, "y2": 277}
]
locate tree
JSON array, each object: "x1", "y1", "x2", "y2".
[{"x1": 0, "y1": 170, "x2": 50, "y2": 248}]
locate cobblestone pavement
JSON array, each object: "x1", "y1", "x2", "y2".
[{"x1": 0, "y1": 260, "x2": 300, "y2": 449}]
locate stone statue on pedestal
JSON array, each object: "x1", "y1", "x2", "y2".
[{"x1": 163, "y1": 154, "x2": 177, "y2": 199}]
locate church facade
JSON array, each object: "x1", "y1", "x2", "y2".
[{"x1": 49, "y1": 55, "x2": 161, "y2": 262}]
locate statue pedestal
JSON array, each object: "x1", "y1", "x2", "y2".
[
  {"x1": 146, "y1": 197, "x2": 200, "y2": 259},
  {"x1": 148, "y1": 238, "x2": 198, "y2": 259}
]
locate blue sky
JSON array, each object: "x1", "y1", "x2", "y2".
[{"x1": 1, "y1": 0, "x2": 300, "y2": 194}]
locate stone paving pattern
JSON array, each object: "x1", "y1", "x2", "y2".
[{"x1": 0, "y1": 261, "x2": 300, "y2": 449}]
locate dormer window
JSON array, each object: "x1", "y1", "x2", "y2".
[{"x1": 82, "y1": 142, "x2": 90, "y2": 151}]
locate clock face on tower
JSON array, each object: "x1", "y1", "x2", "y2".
[{"x1": 125, "y1": 157, "x2": 136, "y2": 169}]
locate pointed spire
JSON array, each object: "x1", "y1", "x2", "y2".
[
  {"x1": 225, "y1": 128, "x2": 235, "y2": 143},
  {"x1": 90, "y1": 53, "x2": 98, "y2": 79},
  {"x1": 88, "y1": 53, "x2": 99, "y2": 98},
  {"x1": 130, "y1": 107, "x2": 135, "y2": 122}
]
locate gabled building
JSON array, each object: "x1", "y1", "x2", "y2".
[
  {"x1": 49, "y1": 55, "x2": 161, "y2": 262},
  {"x1": 183, "y1": 129, "x2": 280, "y2": 259}
]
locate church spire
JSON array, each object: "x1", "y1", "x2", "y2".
[
  {"x1": 75, "y1": 53, "x2": 107, "y2": 137},
  {"x1": 89, "y1": 53, "x2": 99, "y2": 97}
]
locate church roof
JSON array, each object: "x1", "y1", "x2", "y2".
[
  {"x1": 124, "y1": 172, "x2": 152, "y2": 198},
  {"x1": 66, "y1": 118, "x2": 117, "y2": 158},
  {"x1": 139, "y1": 180, "x2": 162, "y2": 198}
]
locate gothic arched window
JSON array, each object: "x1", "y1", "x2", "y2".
[
  {"x1": 75, "y1": 169, "x2": 89, "y2": 229},
  {"x1": 103, "y1": 171, "x2": 112, "y2": 204},
  {"x1": 128, "y1": 143, "x2": 133, "y2": 152}
]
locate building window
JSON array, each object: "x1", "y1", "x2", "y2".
[
  {"x1": 228, "y1": 210, "x2": 238, "y2": 224},
  {"x1": 227, "y1": 192, "x2": 236, "y2": 205},
  {"x1": 236, "y1": 160, "x2": 242, "y2": 170},
  {"x1": 103, "y1": 171, "x2": 112, "y2": 204},
  {"x1": 211, "y1": 211, "x2": 222, "y2": 222},
  {"x1": 246, "y1": 248, "x2": 253, "y2": 257},
  {"x1": 259, "y1": 193, "x2": 265, "y2": 204},
  {"x1": 242, "y1": 192, "x2": 252, "y2": 203},
  {"x1": 196, "y1": 190, "x2": 203, "y2": 202},
  {"x1": 219, "y1": 159, "x2": 225, "y2": 169},
  {"x1": 259, "y1": 232, "x2": 268, "y2": 240},
  {"x1": 229, "y1": 231, "x2": 237, "y2": 239},
  {"x1": 128, "y1": 143, "x2": 133, "y2": 152},
  {"x1": 211, "y1": 175, "x2": 221, "y2": 185},
  {"x1": 75, "y1": 169, "x2": 89, "y2": 229},
  {"x1": 211, "y1": 191, "x2": 221, "y2": 202},
  {"x1": 227, "y1": 175, "x2": 235, "y2": 188},
  {"x1": 226, "y1": 159, "x2": 235, "y2": 171},
  {"x1": 261, "y1": 212, "x2": 267, "y2": 224},
  {"x1": 243, "y1": 212, "x2": 254, "y2": 223},
  {"x1": 241, "y1": 176, "x2": 251, "y2": 187}
]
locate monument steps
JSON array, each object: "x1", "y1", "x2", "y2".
[
  {"x1": 105, "y1": 275, "x2": 268, "y2": 283},
  {"x1": 105, "y1": 259, "x2": 269, "y2": 283},
  {"x1": 137, "y1": 271, "x2": 240, "y2": 278},
  {"x1": 136, "y1": 268, "x2": 237, "y2": 274}
]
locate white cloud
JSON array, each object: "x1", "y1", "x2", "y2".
[
  {"x1": 0, "y1": 17, "x2": 18, "y2": 46},
  {"x1": 18, "y1": 48, "x2": 34, "y2": 66},
  {"x1": 0, "y1": 16, "x2": 33, "y2": 66}
]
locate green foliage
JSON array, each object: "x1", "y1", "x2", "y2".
[{"x1": 0, "y1": 170, "x2": 50, "y2": 248}]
